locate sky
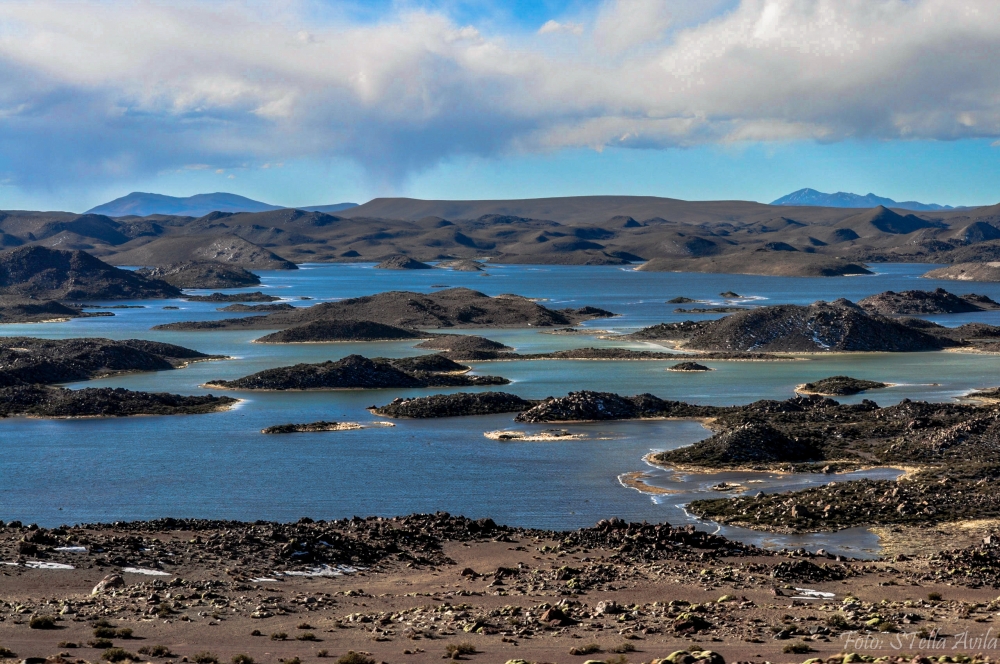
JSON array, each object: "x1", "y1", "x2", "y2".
[{"x1": 2, "y1": 0, "x2": 1000, "y2": 212}]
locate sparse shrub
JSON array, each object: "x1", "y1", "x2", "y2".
[
  {"x1": 94, "y1": 627, "x2": 118, "y2": 639},
  {"x1": 92, "y1": 618, "x2": 113, "y2": 628},
  {"x1": 0, "y1": 647, "x2": 17, "y2": 658},
  {"x1": 231, "y1": 655, "x2": 255, "y2": 664},
  {"x1": 271, "y1": 632, "x2": 288, "y2": 641},
  {"x1": 569, "y1": 643, "x2": 602, "y2": 656},
  {"x1": 296, "y1": 633, "x2": 319, "y2": 642},
  {"x1": 445, "y1": 642, "x2": 477, "y2": 659},
  {"x1": 316, "y1": 650, "x2": 329, "y2": 658},
  {"x1": 782, "y1": 642, "x2": 813, "y2": 654},
  {"x1": 250, "y1": 630, "x2": 262, "y2": 636},
  {"x1": 58, "y1": 642, "x2": 78, "y2": 649},
  {"x1": 89, "y1": 639, "x2": 115, "y2": 649},
  {"x1": 115, "y1": 628, "x2": 133, "y2": 639},
  {"x1": 603, "y1": 656, "x2": 629, "y2": 664},
  {"x1": 609, "y1": 643, "x2": 636, "y2": 654},
  {"x1": 334, "y1": 653, "x2": 374, "y2": 664},
  {"x1": 928, "y1": 591, "x2": 943, "y2": 601},
  {"x1": 138, "y1": 645, "x2": 174, "y2": 657},
  {"x1": 29, "y1": 615, "x2": 57, "y2": 629},
  {"x1": 192, "y1": 652, "x2": 219, "y2": 664},
  {"x1": 297, "y1": 622, "x2": 313, "y2": 630},
  {"x1": 826, "y1": 613, "x2": 849, "y2": 629},
  {"x1": 102, "y1": 647, "x2": 137, "y2": 662},
  {"x1": 281, "y1": 658, "x2": 302, "y2": 664},
  {"x1": 156, "y1": 605, "x2": 174, "y2": 618}
]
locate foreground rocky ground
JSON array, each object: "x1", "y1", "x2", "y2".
[{"x1": 5, "y1": 515, "x2": 1000, "y2": 664}]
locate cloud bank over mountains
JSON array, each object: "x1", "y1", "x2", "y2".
[{"x1": 2, "y1": 0, "x2": 1000, "y2": 190}]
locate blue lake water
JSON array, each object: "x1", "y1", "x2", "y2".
[{"x1": 2, "y1": 262, "x2": 999, "y2": 557}]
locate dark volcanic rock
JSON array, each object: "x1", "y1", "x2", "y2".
[
  {"x1": 674, "y1": 301, "x2": 952, "y2": 352},
  {"x1": 0, "y1": 337, "x2": 220, "y2": 387},
  {"x1": 218, "y1": 303, "x2": 295, "y2": 312},
  {"x1": 155, "y1": 288, "x2": 611, "y2": 331},
  {"x1": 660, "y1": 422, "x2": 821, "y2": 465},
  {"x1": 136, "y1": 261, "x2": 261, "y2": 289},
  {"x1": 414, "y1": 334, "x2": 513, "y2": 354},
  {"x1": 514, "y1": 390, "x2": 713, "y2": 423},
  {"x1": 0, "y1": 246, "x2": 180, "y2": 300},
  {"x1": 255, "y1": 320, "x2": 426, "y2": 343},
  {"x1": 667, "y1": 297, "x2": 697, "y2": 304},
  {"x1": 669, "y1": 362, "x2": 711, "y2": 371},
  {"x1": 798, "y1": 376, "x2": 888, "y2": 395},
  {"x1": 205, "y1": 354, "x2": 509, "y2": 390},
  {"x1": 858, "y1": 288, "x2": 1000, "y2": 315},
  {"x1": 0, "y1": 299, "x2": 93, "y2": 324},
  {"x1": 0, "y1": 385, "x2": 236, "y2": 418},
  {"x1": 185, "y1": 291, "x2": 281, "y2": 302},
  {"x1": 374, "y1": 255, "x2": 433, "y2": 270},
  {"x1": 372, "y1": 392, "x2": 535, "y2": 418},
  {"x1": 261, "y1": 421, "x2": 358, "y2": 434}
]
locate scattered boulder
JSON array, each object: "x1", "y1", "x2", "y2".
[{"x1": 92, "y1": 574, "x2": 126, "y2": 595}]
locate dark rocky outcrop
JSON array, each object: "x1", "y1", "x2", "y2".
[
  {"x1": 136, "y1": 261, "x2": 261, "y2": 289},
  {"x1": 372, "y1": 392, "x2": 535, "y2": 418},
  {"x1": 414, "y1": 334, "x2": 513, "y2": 355},
  {"x1": 669, "y1": 362, "x2": 711, "y2": 371},
  {"x1": 515, "y1": 390, "x2": 714, "y2": 423},
  {"x1": 155, "y1": 288, "x2": 614, "y2": 331},
  {"x1": 797, "y1": 376, "x2": 888, "y2": 396},
  {"x1": 858, "y1": 288, "x2": 1000, "y2": 315},
  {"x1": 0, "y1": 337, "x2": 221, "y2": 387},
  {"x1": 0, "y1": 246, "x2": 180, "y2": 300},
  {"x1": 0, "y1": 385, "x2": 236, "y2": 418},
  {"x1": 218, "y1": 303, "x2": 295, "y2": 312},
  {"x1": 184, "y1": 291, "x2": 281, "y2": 303},
  {"x1": 205, "y1": 354, "x2": 508, "y2": 390},
  {"x1": 435, "y1": 259, "x2": 485, "y2": 271},
  {"x1": 254, "y1": 320, "x2": 426, "y2": 343},
  {"x1": 629, "y1": 300, "x2": 957, "y2": 352},
  {"x1": 374, "y1": 255, "x2": 433, "y2": 270},
  {"x1": 0, "y1": 299, "x2": 104, "y2": 324},
  {"x1": 261, "y1": 421, "x2": 360, "y2": 434},
  {"x1": 661, "y1": 422, "x2": 821, "y2": 466}
]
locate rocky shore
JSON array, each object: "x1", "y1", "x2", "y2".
[
  {"x1": 0, "y1": 385, "x2": 237, "y2": 418},
  {"x1": 155, "y1": 288, "x2": 615, "y2": 331},
  {"x1": 205, "y1": 354, "x2": 509, "y2": 391},
  {"x1": 923, "y1": 261, "x2": 1000, "y2": 281},
  {"x1": 0, "y1": 299, "x2": 112, "y2": 324},
  {"x1": 136, "y1": 262, "x2": 261, "y2": 289},
  {"x1": 261, "y1": 421, "x2": 365, "y2": 434},
  {"x1": 6, "y1": 514, "x2": 1000, "y2": 662}
]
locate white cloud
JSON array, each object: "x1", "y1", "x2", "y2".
[
  {"x1": 539, "y1": 20, "x2": 584, "y2": 36},
  {"x1": 1, "y1": 0, "x2": 1000, "y2": 190}
]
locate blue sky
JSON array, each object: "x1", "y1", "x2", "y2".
[{"x1": 1, "y1": 0, "x2": 999, "y2": 212}]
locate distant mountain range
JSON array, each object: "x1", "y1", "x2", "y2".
[
  {"x1": 86, "y1": 192, "x2": 358, "y2": 217},
  {"x1": 771, "y1": 188, "x2": 959, "y2": 212}
]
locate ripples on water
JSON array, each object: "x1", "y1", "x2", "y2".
[{"x1": 2, "y1": 262, "x2": 999, "y2": 557}]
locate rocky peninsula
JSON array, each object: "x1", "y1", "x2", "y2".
[
  {"x1": 857, "y1": 288, "x2": 1000, "y2": 314},
  {"x1": 0, "y1": 299, "x2": 109, "y2": 324},
  {"x1": 155, "y1": 288, "x2": 616, "y2": 331},
  {"x1": 796, "y1": 376, "x2": 888, "y2": 396},
  {"x1": 923, "y1": 261, "x2": 1000, "y2": 281},
  {"x1": 136, "y1": 261, "x2": 261, "y2": 289},
  {"x1": 374, "y1": 255, "x2": 433, "y2": 269},
  {"x1": 204, "y1": 354, "x2": 509, "y2": 390}
]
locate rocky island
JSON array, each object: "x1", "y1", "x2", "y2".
[
  {"x1": 796, "y1": 375, "x2": 888, "y2": 395},
  {"x1": 218, "y1": 303, "x2": 295, "y2": 312},
  {"x1": 372, "y1": 391, "x2": 535, "y2": 418},
  {"x1": 668, "y1": 361, "x2": 711, "y2": 371},
  {"x1": 261, "y1": 421, "x2": 365, "y2": 434},
  {"x1": 374, "y1": 254, "x2": 433, "y2": 269},
  {"x1": 0, "y1": 246, "x2": 179, "y2": 300},
  {"x1": 254, "y1": 320, "x2": 427, "y2": 343},
  {"x1": 0, "y1": 385, "x2": 237, "y2": 418},
  {"x1": 136, "y1": 261, "x2": 261, "y2": 288},
  {"x1": 155, "y1": 287, "x2": 616, "y2": 331},
  {"x1": 623, "y1": 299, "x2": 1000, "y2": 352},
  {"x1": 0, "y1": 299, "x2": 111, "y2": 324},
  {"x1": 184, "y1": 291, "x2": 281, "y2": 303},
  {"x1": 858, "y1": 287, "x2": 1000, "y2": 314},
  {"x1": 204, "y1": 354, "x2": 509, "y2": 390}
]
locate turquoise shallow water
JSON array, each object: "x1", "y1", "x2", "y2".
[{"x1": 2, "y1": 262, "x2": 999, "y2": 556}]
